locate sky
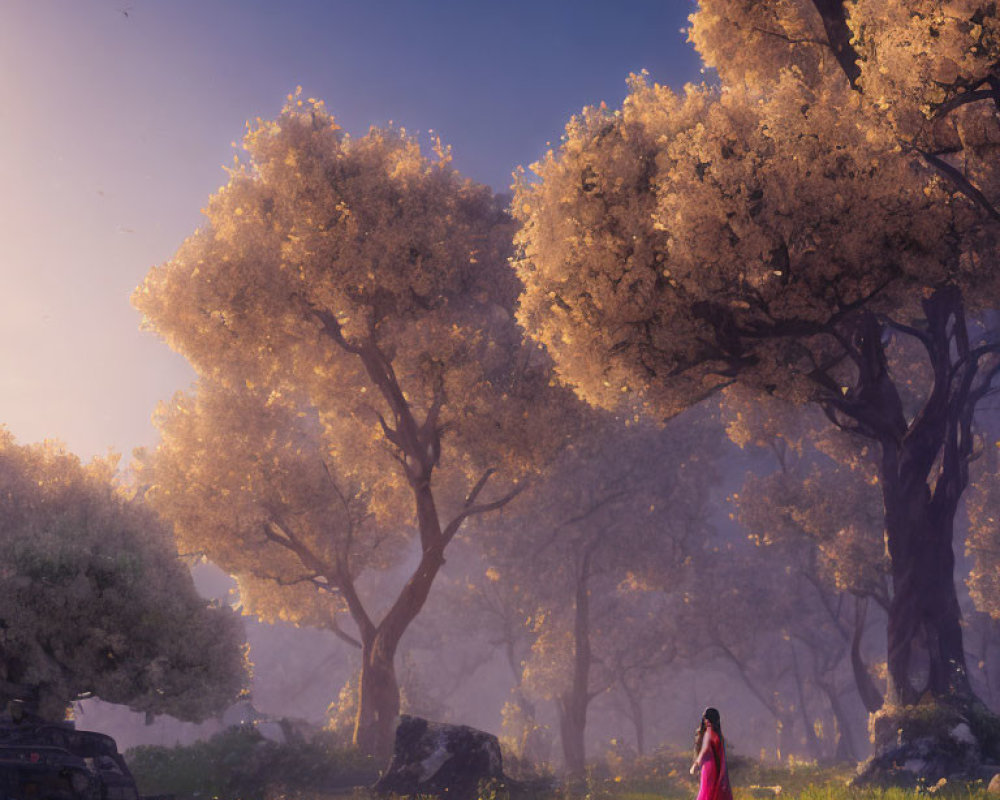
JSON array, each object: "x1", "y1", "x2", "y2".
[{"x1": 0, "y1": 0, "x2": 704, "y2": 461}]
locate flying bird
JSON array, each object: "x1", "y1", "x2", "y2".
[{"x1": 119, "y1": 6, "x2": 133, "y2": 19}]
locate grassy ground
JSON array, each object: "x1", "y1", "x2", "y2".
[
  {"x1": 565, "y1": 756, "x2": 996, "y2": 800},
  {"x1": 128, "y1": 735, "x2": 997, "y2": 800}
]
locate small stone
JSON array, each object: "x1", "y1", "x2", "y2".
[
  {"x1": 950, "y1": 723, "x2": 977, "y2": 746},
  {"x1": 748, "y1": 786, "x2": 782, "y2": 797}
]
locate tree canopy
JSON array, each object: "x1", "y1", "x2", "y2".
[
  {"x1": 512, "y1": 0, "x2": 1000, "y2": 768},
  {"x1": 0, "y1": 429, "x2": 247, "y2": 722},
  {"x1": 134, "y1": 93, "x2": 579, "y2": 757},
  {"x1": 514, "y1": 69, "x2": 992, "y2": 416}
]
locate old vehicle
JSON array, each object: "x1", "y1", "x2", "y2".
[
  {"x1": 0, "y1": 745, "x2": 99, "y2": 799},
  {"x1": 0, "y1": 709, "x2": 139, "y2": 800}
]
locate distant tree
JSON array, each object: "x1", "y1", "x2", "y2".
[
  {"x1": 723, "y1": 387, "x2": 888, "y2": 718},
  {"x1": 514, "y1": 0, "x2": 1000, "y2": 733},
  {"x1": 0, "y1": 430, "x2": 247, "y2": 722},
  {"x1": 134, "y1": 94, "x2": 576, "y2": 757},
  {"x1": 484, "y1": 413, "x2": 718, "y2": 776},
  {"x1": 731, "y1": 477, "x2": 878, "y2": 762},
  {"x1": 688, "y1": 538, "x2": 803, "y2": 761},
  {"x1": 597, "y1": 581, "x2": 687, "y2": 759},
  {"x1": 452, "y1": 547, "x2": 553, "y2": 767}
]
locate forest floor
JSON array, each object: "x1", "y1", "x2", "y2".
[
  {"x1": 562, "y1": 756, "x2": 997, "y2": 800},
  {"x1": 127, "y1": 734, "x2": 999, "y2": 800},
  {"x1": 300, "y1": 764, "x2": 997, "y2": 800}
]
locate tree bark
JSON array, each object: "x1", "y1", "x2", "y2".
[
  {"x1": 818, "y1": 289, "x2": 993, "y2": 711},
  {"x1": 882, "y1": 480, "x2": 971, "y2": 705},
  {"x1": 790, "y1": 642, "x2": 825, "y2": 761},
  {"x1": 557, "y1": 694, "x2": 588, "y2": 780},
  {"x1": 809, "y1": 0, "x2": 862, "y2": 89},
  {"x1": 351, "y1": 536, "x2": 447, "y2": 758},
  {"x1": 558, "y1": 550, "x2": 594, "y2": 778},
  {"x1": 621, "y1": 681, "x2": 646, "y2": 757},
  {"x1": 355, "y1": 635, "x2": 401, "y2": 759}
]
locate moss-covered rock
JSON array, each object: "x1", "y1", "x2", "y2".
[{"x1": 854, "y1": 700, "x2": 1000, "y2": 787}]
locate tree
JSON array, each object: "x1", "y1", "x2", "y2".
[
  {"x1": 134, "y1": 93, "x2": 576, "y2": 757},
  {"x1": 513, "y1": 0, "x2": 1000, "y2": 742},
  {"x1": 0, "y1": 429, "x2": 247, "y2": 722},
  {"x1": 483, "y1": 414, "x2": 718, "y2": 776},
  {"x1": 449, "y1": 545, "x2": 555, "y2": 770},
  {"x1": 724, "y1": 386, "x2": 888, "y2": 721}
]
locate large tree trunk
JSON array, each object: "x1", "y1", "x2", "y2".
[
  {"x1": 816, "y1": 291, "x2": 1000, "y2": 784},
  {"x1": 350, "y1": 536, "x2": 447, "y2": 759},
  {"x1": 355, "y1": 635, "x2": 401, "y2": 759},
  {"x1": 344, "y1": 478, "x2": 448, "y2": 758},
  {"x1": 824, "y1": 291, "x2": 990, "y2": 710},
  {"x1": 882, "y1": 481, "x2": 971, "y2": 705}
]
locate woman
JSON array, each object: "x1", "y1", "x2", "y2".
[{"x1": 689, "y1": 707, "x2": 733, "y2": 800}]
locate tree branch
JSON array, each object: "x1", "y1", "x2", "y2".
[
  {"x1": 809, "y1": 0, "x2": 862, "y2": 89},
  {"x1": 751, "y1": 25, "x2": 827, "y2": 48},
  {"x1": 919, "y1": 149, "x2": 1000, "y2": 224},
  {"x1": 443, "y1": 477, "x2": 526, "y2": 544},
  {"x1": 933, "y1": 85, "x2": 998, "y2": 119},
  {"x1": 326, "y1": 617, "x2": 363, "y2": 650},
  {"x1": 311, "y1": 307, "x2": 365, "y2": 356}
]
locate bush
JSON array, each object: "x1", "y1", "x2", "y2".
[{"x1": 126, "y1": 726, "x2": 381, "y2": 800}]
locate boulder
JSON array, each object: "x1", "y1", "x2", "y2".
[
  {"x1": 854, "y1": 702, "x2": 1000, "y2": 787},
  {"x1": 373, "y1": 716, "x2": 504, "y2": 800},
  {"x1": 988, "y1": 773, "x2": 1000, "y2": 795}
]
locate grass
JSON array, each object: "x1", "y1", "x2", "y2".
[
  {"x1": 530, "y1": 754, "x2": 996, "y2": 800},
  {"x1": 127, "y1": 734, "x2": 997, "y2": 800}
]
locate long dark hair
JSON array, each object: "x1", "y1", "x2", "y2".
[{"x1": 694, "y1": 707, "x2": 723, "y2": 758}]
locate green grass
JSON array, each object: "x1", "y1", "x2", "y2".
[
  {"x1": 127, "y1": 735, "x2": 996, "y2": 800},
  {"x1": 126, "y1": 726, "x2": 380, "y2": 800},
  {"x1": 531, "y1": 755, "x2": 995, "y2": 800}
]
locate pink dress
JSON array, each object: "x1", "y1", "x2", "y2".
[{"x1": 696, "y1": 731, "x2": 733, "y2": 800}]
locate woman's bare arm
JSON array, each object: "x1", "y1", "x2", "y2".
[{"x1": 690, "y1": 727, "x2": 712, "y2": 774}]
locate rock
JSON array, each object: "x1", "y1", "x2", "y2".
[
  {"x1": 952, "y1": 724, "x2": 977, "y2": 746},
  {"x1": 373, "y1": 715, "x2": 505, "y2": 800},
  {"x1": 988, "y1": 773, "x2": 1000, "y2": 794},
  {"x1": 854, "y1": 703, "x2": 986, "y2": 787}
]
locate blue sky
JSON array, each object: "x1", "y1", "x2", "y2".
[{"x1": 0, "y1": 0, "x2": 703, "y2": 458}]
